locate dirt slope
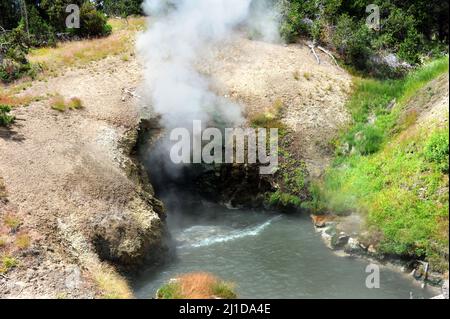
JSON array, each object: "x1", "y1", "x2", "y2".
[
  {"x1": 0, "y1": 56, "x2": 164, "y2": 298},
  {"x1": 206, "y1": 36, "x2": 352, "y2": 176}
]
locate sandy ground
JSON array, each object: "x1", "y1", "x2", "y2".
[{"x1": 0, "y1": 35, "x2": 351, "y2": 298}]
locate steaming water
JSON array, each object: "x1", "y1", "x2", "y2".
[{"x1": 133, "y1": 196, "x2": 438, "y2": 299}]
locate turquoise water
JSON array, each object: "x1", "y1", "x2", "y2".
[{"x1": 133, "y1": 196, "x2": 438, "y2": 299}]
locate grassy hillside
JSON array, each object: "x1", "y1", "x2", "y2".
[{"x1": 314, "y1": 57, "x2": 449, "y2": 270}]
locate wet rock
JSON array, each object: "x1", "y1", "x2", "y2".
[
  {"x1": 344, "y1": 237, "x2": 365, "y2": 255},
  {"x1": 332, "y1": 232, "x2": 350, "y2": 249}
]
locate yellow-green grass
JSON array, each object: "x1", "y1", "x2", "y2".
[
  {"x1": 50, "y1": 95, "x2": 83, "y2": 112},
  {"x1": 28, "y1": 17, "x2": 145, "y2": 75},
  {"x1": 92, "y1": 263, "x2": 134, "y2": 299},
  {"x1": 0, "y1": 255, "x2": 18, "y2": 274}
]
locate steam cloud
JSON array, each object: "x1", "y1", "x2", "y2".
[
  {"x1": 137, "y1": 0, "x2": 280, "y2": 128},
  {"x1": 137, "y1": 0, "x2": 280, "y2": 182}
]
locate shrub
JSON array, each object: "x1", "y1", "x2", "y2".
[
  {"x1": 50, "y1": 95, "x2": 84, "y2": 112},
  {"x1": 50, "y1": 95, "x2": 67, "y2": 112},
  {"x1": 67, "y1": 97, "x2": 83, "y2": 110},
  {"x1": 157, "y1": 272, "x2": 237, "y2": 299},
  {"x1": 423, "y1": 129, "x2": 449, "y2": 173},
  {"x1": 77, "y1": 2, "x2": 112, "y2": 37},
  {"x1": 0, "y1": 28, "x2": 32, "y2": 83},
  {"x1": 0, "y1": 105, "x2": 15, "y2": 126},
  {"x1": 17, "y1": 6, "x2": 56, "y2": 47},
  {"x1": 0, "y1": 256, "x2": 18, "y2": 274},
  {"x1": 332, "y1": 14, "x2": 373, "y2": 72}
]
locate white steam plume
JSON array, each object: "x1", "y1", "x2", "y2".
[
  {"x1": 137, "y1": 0, "x2": 280, "y2": 180},
  {"x1": 137, "y1": 0, "x2": 280, "y2": 129}
]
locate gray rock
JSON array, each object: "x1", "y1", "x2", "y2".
[
  {"x1": 344, "y1": 237, "x2": 365, "y2": 255},
  {"x1": 332, "y1": 232, "x2": 350, "y2": 249}
]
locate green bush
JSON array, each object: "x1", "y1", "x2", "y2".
[
  {"x1": 279, "y1": 1, "x2": 449, "y2": 74},
  {"x1": 17, "y1": 6, "x2": 56, "y2": 47},
  {"x1": 77, "y1": 2, "x2": 112, "y2": 37},
  {"x1": 424, "y1": 129, "x2": 449, "y2": 173},
  {"x1": 0, "y1": 28, "x2": 32, "y2": 83},
  {"x1": 0, "y1": 105, "x2": 15, "y2": 127}
]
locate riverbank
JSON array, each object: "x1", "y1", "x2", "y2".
[{"x1": 307, "y1": 58, "x2": 449, "y2": 291}]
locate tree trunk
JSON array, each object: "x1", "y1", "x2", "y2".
[{"x1": 20, "y1": 0, "x2": 30, "y2": 37}]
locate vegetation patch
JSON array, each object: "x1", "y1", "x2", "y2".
[
  {"x1": 314, "y1": 57, "x2": 449, "y2": 270},
  {"x1": 50, "y1": 95, "x2": 84, "y2": 112},
  {"x1": 279, "y1": 1, "x2": 448, "y2": 75},
  {"x1": 0, "y1": 104, "x2": 15, "y2": 127},
  {"x1": 157, "y1": 272, "x2": 237, "y2": 299},
  {"x1": 91, "y1": 263, "x2": 134, "y2": 299},
  {"x1": 250, "y1": 99, "x2": 310, "y2": 211},
  {"x1": 0, "y1": 255, "x2": 18, "y2": 274}
]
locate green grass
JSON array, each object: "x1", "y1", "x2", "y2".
[
  {"x1": 337, "y1": 56, "x2": 449, "y2": 156},
  {"x1": 211, "y1": 281, "x2": 237, "y2": 299},
  {"x1": 325, "y1": 125, "x2": 448, "y2": 268},
  {"x1": 315, "y1": 57, "x2": 449, "y2": 270},
  {"x1": 156, "y1": 282, "x2": 183, "y2": 299}
]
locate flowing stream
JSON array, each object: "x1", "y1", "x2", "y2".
[{"x1": 132, "y1": 190, "x2": 438, "y2": 299}]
